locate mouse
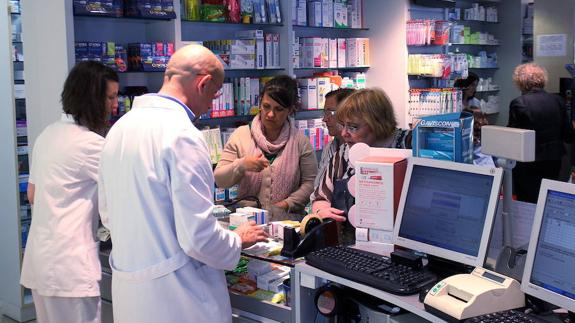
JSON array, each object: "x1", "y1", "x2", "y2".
[{"x1": 419, "y1": 284, "x2": 434, "y2": 303}]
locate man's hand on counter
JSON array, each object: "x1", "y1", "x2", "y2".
[{"x1": 235, "y1": 221, "x2": 269, "y2": 249}]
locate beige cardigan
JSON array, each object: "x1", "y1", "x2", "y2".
[{"x1": 214, "y1": 125, "x2": 318, "y2": 215}]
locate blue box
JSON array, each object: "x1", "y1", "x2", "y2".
[
  {"x1": 413, "y1": 111, "x2": 474, "y2": 164},
  {"x1": 75, "y1": 42, "x2": 89, "y2": 62}
]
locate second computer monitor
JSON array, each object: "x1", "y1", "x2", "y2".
[
  {"x1": 521, "y1": 179, "x2": 575, "y2": 313},
  {"x1": 392, "y1": 157, "x2": 503, "y2": 267}
]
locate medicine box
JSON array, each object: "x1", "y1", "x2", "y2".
[
  {"x1": 354, "y1": 156, "x2": 407, "y2": 231},
  {"x1": 412, "y1": 111, "x2": 473, "y2": 164},
  {"x1": 256, "y1": 267, "x2": 290, "y2": 291}
]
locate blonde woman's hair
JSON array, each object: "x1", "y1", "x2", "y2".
[
  {"x1": 513, "y1": 63, "x2": 548, "y2": 92},
  {"x1": 336, "y1": 88, "x2": 397, "y2": 140}
]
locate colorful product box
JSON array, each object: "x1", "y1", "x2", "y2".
[
  {"x1": 412, "y1": 111, "x2": 474, "y2": 164},
  {"x1": 354, "y1": 156, "x2": 407, "y2": 231}
]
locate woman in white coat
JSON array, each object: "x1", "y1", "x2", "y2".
[{"x1": 21, "y1": 61, "x2": 119, "y2": 323}]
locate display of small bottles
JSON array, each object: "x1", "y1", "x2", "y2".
[{"x1": 408, "y1": 88, "x2": 463, "y2": 123}]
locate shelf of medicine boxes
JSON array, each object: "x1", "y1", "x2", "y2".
[
  {"x1": 293, "y1": 66, "x2": 369, "y2": 71},
  {"x1": 179, "y1": 21, "x2": 287, "y2": 74},
  {"x1": 292, "y1": 25, "x2": 369, "y2": 31},
  {"x1": 181, "y1": 20, "x2": 283, "y2": 28},
  {"x1": 408, "y1": 43, "x2": 499, "y2": 47},
  {"x1": 180, "y1": 20, "x2": 285, "y2": 42},
  {"x1": 73, "y1": 14, "x2": 176, "y2": 40},
  {"x1": 451, "y1": 19, "x2": 499, "y2": 25},
  {"x1": 292, "y1": 25, "x2": 370, "y2": 75},
  {"x1": 73, "y1": 14, "x2": 176, "y2": 90},
  {"x1": 221, "y1": 68, "x2": 286, "y2": 78},
  {"x1": 194, "y1": 109, "x2": 324, "y2": 128},
  {"x1": 73, "y1": 14, "x2": 175, "y2": 22}
]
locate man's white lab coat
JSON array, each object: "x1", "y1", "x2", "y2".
[{"x1": 99, "y1": 95, "x2": 242, "y2": 323}]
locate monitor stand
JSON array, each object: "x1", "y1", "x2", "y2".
[
  {"x1": 426, "y1": 255, "x2": 474, "y2": 280},
  {"x1": 495, "y1": 245, "x2": 528, "y2": 282}
]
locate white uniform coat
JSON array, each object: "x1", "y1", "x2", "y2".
[
  {"x1": 98, "y1": 95, "x2": 242, "y2": 323},
  {"x1": 21, "y1": 114, "x2": 104, "y2": 297}
]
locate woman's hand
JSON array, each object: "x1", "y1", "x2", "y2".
[
  {"x1": 316, "y1": 207, "x2": 346, "y2": 222},
  {"x1": 242, "y1": 153, "x2": 270, "y2": 172}
]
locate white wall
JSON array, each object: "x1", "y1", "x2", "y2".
[
  {"x1": 365, "y1": 0, "x2": 409, "y2": 128},
  {"x1": 534, "y1": 0, "x2": 575, "y2": 93},
  {"x1": 21, "y1": 0, "x2": 75, "y2": 153},
  {"x1": 493, "y1": 0, "x2": 523, "y2": 125}
]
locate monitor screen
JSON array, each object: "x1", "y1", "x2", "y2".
[
  {"x1": 522, "y1": 179, "x2": 575, "y2": 313},
  {"x1": 393, "y1": 157, "x2": 502, "y2": 267}
]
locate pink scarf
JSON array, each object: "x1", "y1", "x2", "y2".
[{"x1": 238, "y1": 114, "x2": 301, "y2": 204}]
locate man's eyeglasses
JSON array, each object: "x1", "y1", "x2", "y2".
[
  {"x1": 323, "y1": 109, "x2": 337, "y2": 118},
  {"x1": 337, "y1": 122, "x2": 364, "y2": 134},
  {"x1": 214, "y1": 89, "x2": 223, "y2": 99}
]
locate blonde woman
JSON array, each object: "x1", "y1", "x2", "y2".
[{"x1": 311, "y1": 88, "x2": 411, "y2": 244}]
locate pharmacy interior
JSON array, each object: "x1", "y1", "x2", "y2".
[{"x1": 2, "y1": 0, "x2": 575, "y2": 322}]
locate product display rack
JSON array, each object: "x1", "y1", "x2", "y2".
[{"x1": 407, "y1": 0, "x2": 509, "y2": 124}]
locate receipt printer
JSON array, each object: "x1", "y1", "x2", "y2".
[{"x1": 423, "y1": 267, "x2": 525, "y2": 321}]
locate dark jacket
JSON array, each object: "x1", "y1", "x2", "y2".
[{"x1": 508, "y1": 89, "x2": 574, "y2": 161}]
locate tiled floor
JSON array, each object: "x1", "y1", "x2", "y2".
[{"x1": 1, "y1": 316, "x2": 35, "y2": 323}]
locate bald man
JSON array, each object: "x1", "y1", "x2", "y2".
[{"x1": 98, "y1": 45, "x2": 268, "y2": 323}]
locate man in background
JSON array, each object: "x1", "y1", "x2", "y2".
[{"x1": 314, "y1": 88, "x2": 356, "y2": 187}]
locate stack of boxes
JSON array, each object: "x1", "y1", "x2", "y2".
[
  {"x1": 203, "y1": 31, "x2": 280, "y2": 70},
  {"x1": 297, "y1": 37, "x2": 369, "y2": 68},
  {"x1": 292, "y1": 0, "x2": 363, "y2": 28},
  {"x1": 353, "y1": 152, "x2": 409, "y2": 253}
]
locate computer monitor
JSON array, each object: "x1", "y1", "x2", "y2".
[
  {"x1": 521, "y1": 179, "x2": 575, "y2": 313},
  {"x1": 392, "y1": 157, "x2": 503, "y2": 267}
]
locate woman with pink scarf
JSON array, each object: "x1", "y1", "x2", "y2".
[{"x1": 214, "y1": 76, "x2": 318, "y2": 221}]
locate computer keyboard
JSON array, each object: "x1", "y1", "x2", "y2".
[
  {"x1": 305, "y1": 246, "x2": 437, "y2": 295},
  {"x1": 464, "y1": 309, "x2": 546, "y2": 323}
]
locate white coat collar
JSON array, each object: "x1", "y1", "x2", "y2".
[
  {"x1": 133, "y1": 94, "x2": 196, "y2": 122},
  {"x1": 61, "y1": 113, "x2": 75, "y2": 123}
]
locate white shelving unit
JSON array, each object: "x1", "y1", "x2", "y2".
[
  {"x1": 0, "y1": 0, "x2": 35, "y2": 321},
  {"x1": 405, "y1": 0, "x2": 521, "y2": 125},
  {"x1": 23, "y1": 0, "x2": 396, "y2": 143}
]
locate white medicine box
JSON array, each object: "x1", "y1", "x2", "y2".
[{"x1": 354, "y1": 156, "x2": 407, "y2": 231}]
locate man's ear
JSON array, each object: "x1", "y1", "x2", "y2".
[{"x1": 197, "y1": 74, "x2": 213, "y2": 94}]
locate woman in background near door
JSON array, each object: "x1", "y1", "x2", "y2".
[
  {"x1": 454, "y1": 72, "x2": 481, "y2": 111},
  {"x1": 508, "y1": 63, "x2": 574, "y2": 203},
  {"x1": 311, "y1": 88, "x2": 411, "y2": 245},
  {"x1": 21, "y1": 61, "x2": 119, "y2": 323},
  {"x1": 454, "y1": 73, "x2": 493, "y2": 166},
  {"x1": 214, "y1": 75, "x2": 317, "y2": 221}
]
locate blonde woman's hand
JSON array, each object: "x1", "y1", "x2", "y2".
[{"x1": 242, "y1": 153, "x2": 270, "y2": 172}]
